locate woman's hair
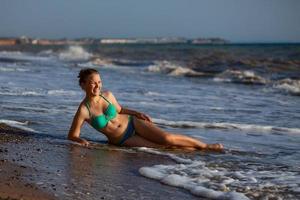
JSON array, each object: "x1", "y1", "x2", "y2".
[{"x1": 77, "y1": 68, "x2": 99, "y2": 86}]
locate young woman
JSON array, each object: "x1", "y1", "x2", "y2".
[{"x1": 68, "y1": 68, "x2": 223, "y2": 151}]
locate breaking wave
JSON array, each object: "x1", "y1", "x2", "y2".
[
  {"x1": 47, "y1": 89, "x2": 79, "y2": 96},
  {"x1": 147, "y1": 61, "x2": 206, "y2": 77},
  {"x1": 37, "y1": 49, "x2": 54, "y2": 56},
  {"x1": 273, "y1": 78, "x2": 300, "y2": 96},
  {"x1": 0, "y1": 66, "x2": 30, "y2": 72},
  {"x1": 0, "y1": 51, "x2": 51, "y2": 62},
  {"x1": 213, "y1": 70, "x2": 268, "y2": 85},
  {"x1": 111, "y1": 59, "x2": 153, "y2": 67},
  {"x1": 0, "y1": 89, "x2": 43, "y2": 96},
  {"x1": 0, "y1": 119, "x2": 38, "y2": 133},
  {"x1": 138, "y1": 147, "x2": 299, "y2": 200},
  {"x1": 58, "y1": 46, "x2": 92, "y2": 61},
  {"x1": 153, "y1": 118, "x2": 300, "y2": 135},
  {"x1": 0, "y1": 88, "x2": 79, "y2": 97}
]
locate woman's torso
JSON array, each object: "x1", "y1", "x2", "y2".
[{"x1": 83, "y1": 93, "x2": 129, "y2": 144}]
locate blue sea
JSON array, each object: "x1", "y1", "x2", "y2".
[{"x1": 0, "y1": 44, "x2": 300, "y2": 199}]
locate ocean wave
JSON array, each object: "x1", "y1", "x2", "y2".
[
  {"x1": 91, "y1": 57, "x2": 113, "y2": 66},
  {"x1": 0, "y1": 119, "x2": 38, "y2": 133},
  {"x1": 76, "y1": 62, "x2": 98, "y2": 68},
  {"x1": 123, "y1": 101, "x2": 179, "y2": 108},
  {"x1": 153, "y1": 118, "x2": 300, "y2": 134},
  {"x1": 138, "y1": 148, "x2": 250, "y2": 200},
  {"x1": 0, "y1": 90, "x2": 43, "y2": 96},
  {"x1": 2, "y1": 105, "x2": 75, "y2": 115},
  {"x1": 213, "y1": 70, "x2": 268, "y2": 85},
  {"x1": 47, "y1": 89, "x2": 79, "y2": 96},
  {"x1": 143, "y1": 91, "x2": 202, "y2": 100},
  {"x1": 0, "y1": 51, "x2": 23, "y2": 57},
  {"x1": 58, "y1": 46, "x2": 92, "y2": 61},
  {"x1": 0, "y1": 66, "x2": 30, "y2": 72},
  {"x1": 147, "y1": 61, "x2": 206, "y2": 77},
  {"x1": 111, "y1": 59, "x2": 153, "y2": 67},
  {"x1": 273, "y1": 78, "x2": 300, "y2": 95},
  {"x1": 139, "y1": 101, "x2": 179, "y2": 108},
  {"x1": 144, "y1": 91, "x2": 162, "y2": 96},
  {"x1": 0, "y1": 88, "x2": 79, "y2": 97},
  {"x1": 0, "y1": 51, "x2": 51, "y2": 62},
  {"x1": 138, "y1": 147, "x2": 299, "y2": 200},
  {"x1": 76, "y1": 62, "x2": 116, "y2": 69},
  {"x1": 37, "y1": 49, "x2": 54, "y2": 56}
]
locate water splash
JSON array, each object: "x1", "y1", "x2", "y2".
[{"x1": 58, "y1": 46, "x2": 92, "y2": 61}]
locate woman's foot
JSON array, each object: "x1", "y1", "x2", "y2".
[{"x1": 206, "y1": 143, "x2": 224, "y2": 152}]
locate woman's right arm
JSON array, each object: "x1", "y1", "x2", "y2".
[{"x1": 68, "y1": 105, "x2": 90, "y2": 146}]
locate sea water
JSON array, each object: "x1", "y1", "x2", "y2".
[{"x1": 0, "y1": 44, "x2": 300, "y2": 199}]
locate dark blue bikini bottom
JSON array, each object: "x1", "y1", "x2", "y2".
[{"x1": 118, "y1": 115, "x2": 135, "y2": 145}]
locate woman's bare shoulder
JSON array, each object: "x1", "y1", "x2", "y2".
[
  {"x1": 101, "y1": 90, "x2": 114, "y2": 99},
  {"x1": 101, "y1": 90, "x2": 111, "y2": 95},
  {"x1": 76, "y1": 100, "x2": 90, "y2": 117}
]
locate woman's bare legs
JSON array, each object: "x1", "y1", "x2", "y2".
[
  {"x1": 122, "y1": 134, "x2": 163, "y2": 148},
  {"x1": 122, "y1": 134, "x2": 198, "y2": 151},
  {"x1": 132, "y1": 118, "x2": 223, "y2": 151}
]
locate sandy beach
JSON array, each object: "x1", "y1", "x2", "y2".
[
  {"x1": 0, "y1": 123, "x2": 200, "y2": 200},
  {"x1": 1, "y1": 44, "x2": 300, "y2": 199}
]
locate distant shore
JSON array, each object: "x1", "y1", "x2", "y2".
[{"x1": 0, "y1": 36, "x2": 229, "y2": 46}]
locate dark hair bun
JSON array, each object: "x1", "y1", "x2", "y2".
[{"x1": 78, "y1": 68, "x2": 98, "y2": 86}]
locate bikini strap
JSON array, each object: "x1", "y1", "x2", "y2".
[
  {"x1": 85, "y1": 100, "x2": 92, "y2": 117},
  {"x1": 100, "y1": 93, "x2": 111, "y2": 104}
]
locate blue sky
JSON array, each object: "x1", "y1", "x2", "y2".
[{"x1": 1, "y1": 0, "x2": 300, "y2": 42}]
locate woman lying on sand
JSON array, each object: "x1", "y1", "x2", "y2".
[{"x1": 68, "y1": 68, "x2": 223, "y2": 151}]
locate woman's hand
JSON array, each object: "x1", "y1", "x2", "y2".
[
  {"x1": 68, "y1": 135, "x2": 90, "y2": 147},
  {"x1": 135, "y1": 112, "x2": 152, "y2": 122},
  {"x1": 79, "y1": 139, "x2": 90, "y2": 147},
  {"x1": 119, "y1": 107, "x2": 153, "y2": 123}
]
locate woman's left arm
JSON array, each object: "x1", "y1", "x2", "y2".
[
  {"x1": 107, "y1": 91, "x2": 152, "y2": 122},
  {"x1": 120, "y1": 107, "x2": 152, "y2": 122}
]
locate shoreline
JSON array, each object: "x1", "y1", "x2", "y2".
[
  {"x1": 0, "y1": 123, "x2": 200, "y2": 200},
  {"x1": 0, "y1": 123, "x2": 56, "y2": 200}
]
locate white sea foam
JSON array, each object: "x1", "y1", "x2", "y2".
[
  {"x1": 76, "y1": 62, "x2": 120, "y2": 69},
  {"x1": 47, "y1": 89, "x2": 79, "y2": 96},
  {"x1": 273, "y1": 78, "x2": 300, "y2": 95},
  {"x1": 153, "y1": 118, "x2": 300, "y2": 135},
  {"x1": 143, "y1": 91, "x2": 203, "y2": 101},
  {"x1": 0, "y1": 51, "x2": 51, "y2": 62},
  {"x1": 0, "y1": 88, "x2": 79, "y2": 97},
  {"x1": 213, "y1": 70, "x2": 268, "y2": 85},
  {"x1": 91, "y1": 57, "x2": 112, "y2": 66},
  {"x1": 138, "y1": 147, "x2": 299, "y2": 200},
  {"x1": 21, "y1": 91, "x2": 42, "y2": 96},
  {"x1": 76, "y1": 62, "x2": 98, "y2": 68},
  {"x1": 138, "y1": 101, "x2": 179, "y2": 108},
  {"x1": 0, "y1": 90, "x2": 43, "y2": 96},
  {"x1": 144, "y1": 91, "x2": 186, "y2": 98},
  {"x1": 0, "y1": 51, "x2": 23, "y2": 56},
  {"x1": 37, "y1": 49, "x2": 54, "y2": 56},
  {"x1": 58, "y1": 46, "x2": 92, "y2": 61},
  {"x1": 0, "y1": 66, "x2": 30, "y2": 72},
  {"x1": 147, "y1": 61, "x2": 204, "y2": 77},
  {"x1": 144, "y1": 91, "x2": 162, "y2": 96},
  {"x1": 138, "y1": 148, "x2": 250, "y2": 200},
  {"x1": 0, "y1": 119, "x2": 38, "y2": 133}
]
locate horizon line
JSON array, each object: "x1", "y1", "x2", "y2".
[{"x1": 1, "y1": 35, "x2": 300, "y2": 44}]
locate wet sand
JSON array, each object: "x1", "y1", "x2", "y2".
[{"x1": 0, "y1": 123, "x2": 199, "y2": 200}]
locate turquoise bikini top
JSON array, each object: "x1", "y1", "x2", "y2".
[{"x1": 85, "y1": 94, "x2": 117, "y2": 130}]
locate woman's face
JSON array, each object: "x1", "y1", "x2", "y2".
[{"x1": 83, "y1": 73, "x2": 102, "y2": 96}]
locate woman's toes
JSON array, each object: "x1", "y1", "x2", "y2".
[{"x1": 207, "y1": 143, "x2": 224, "y2": 151}]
